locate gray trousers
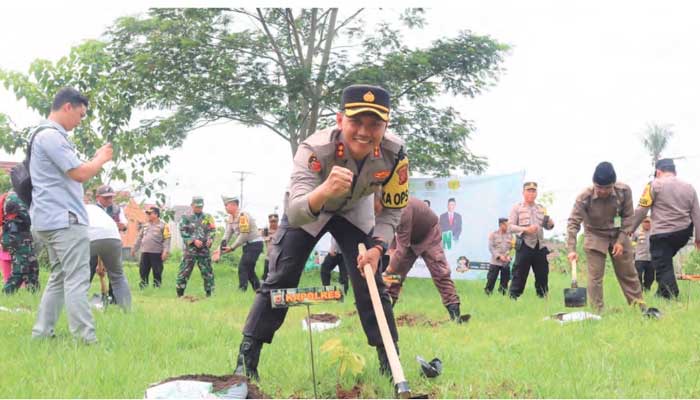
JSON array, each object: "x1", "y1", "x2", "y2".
[
  {"x1": 90, "y1": 238, "x2": 131, "y2": 310},
  {"x1": 32, "y1": 223, "x2": 96, "y2": 343}
]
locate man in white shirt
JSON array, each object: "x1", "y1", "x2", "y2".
[{"x1": 86, "y1": 204, "x2": 131, "y2": 310}]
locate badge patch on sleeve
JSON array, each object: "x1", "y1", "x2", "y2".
[
  {"x1": 239, "y1": 214, "x2": 251, "y2": 233},
  {"x1": 308, "y1": 154, "x2": 321, "y2": 173},
  {"x1": 381, "y1": 157, "x2": 409, "y2": 209},
  {"x1": 163, "y1": 225, "x2": 171, "y2": 239},
  {"x1": 639, "y1": 182, "x2": 653, "y2": 207}
]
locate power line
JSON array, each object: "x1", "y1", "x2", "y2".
[{"x1": 232, "y1": 170, "x2": 253, "y2": 208}]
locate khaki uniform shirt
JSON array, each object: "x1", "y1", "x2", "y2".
[
  {"x1": 566, "y1": 183, "x2": 634, "y2": 254},
  {"x1": 633, "y1": 175, "x2": 700, "y2": 238},
  {"x1": 224, "y1": 211, "x2": 262, "y2": 252},
  {"x1": 508, "y1": 202, "x2": 554, "y2": 249},
  {"x1": 489, "y1": 230, "x2": 514, "y2": 266},
  {"x1": 286, "y1": 127, "x2": 408, "y2": 243},
  {"x1": 134, "y1": 220, "x2": 171, "y2": 254},
  {"x1": 632, "y1": 229, "x2": 651, "y2": 261}
]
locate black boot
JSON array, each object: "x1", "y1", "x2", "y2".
[
  {"x1": 377, "y1": 343, "x2": 399, "y2": 377},
  {"x1": 176, "y1": 288, "x2": 184, "y2": 297},
  {"x1": 446, "y1": 303, "x2": 462, "y2": 322},
  {"x1": 206, "y1": 290, "x2": 212, "y2": 297},
  {"x1": 234, "y1": 336, "x2": 263, "y2": 381}
]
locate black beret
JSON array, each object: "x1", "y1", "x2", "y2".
[{"x1": 593, "y1": 161, "x2": 616, "y2": 185}]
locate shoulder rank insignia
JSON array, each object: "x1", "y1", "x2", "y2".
[
  {"x1": 308, "y1": 153, "x2": 321, "y2": 172},
  {"x1": 639, "y1": 182, "x2": 653, "y2": 207},
  {"x1": 163, "y1": 224, "x2": 171, "y2": 239},
  {"x1": 381, "y1": 156, "x2": 409, "y2": 209}
]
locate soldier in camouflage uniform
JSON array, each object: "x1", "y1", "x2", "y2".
[
  {"x1": 2, "y1": 191, "x2": 39, "y2": 294},
  {"x1": 176, "y1": 196, "x2": 216, "y2": 297}
]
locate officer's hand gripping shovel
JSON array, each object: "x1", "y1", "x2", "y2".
[
  {"x1": 564, "y1": 259, "x2": 587, "y2": 307},
  {"x1": 359, "y1": 244, "x2": 413, "y2": 399}
]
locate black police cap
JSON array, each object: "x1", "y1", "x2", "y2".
[{"x1": 341, "y1": 84, "x2": 390, "y2": 121}]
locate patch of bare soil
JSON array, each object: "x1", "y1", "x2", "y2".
[
  {"x1": 304, "y1": 313, "x2": 339, "y2": 324},
  {"x1": 345, "y1": 310, "x2": 358, "y2": 317},
  {"x1": 335, "y1": 383, "x2": 362, "y2": 398},
  {"x1": 395, "y1": 313, "x2": 445, "y2": 327},
  {"x1": 180, "y1": 295, "x2": 200, "y2": 303},
  {"x1": 157, "y1": 374, "x2": 267, "y2": 398}
]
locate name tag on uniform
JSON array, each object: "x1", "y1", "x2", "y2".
[{"x1": 613, "y1": 216, "x2": 622, "y2": 228}]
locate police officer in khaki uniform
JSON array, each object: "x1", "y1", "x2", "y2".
[
  {"x1": 566, "y1": 162, "x2": 645, "y2": 312},
  {"x1": 217, "y1": 196, "x2": 264, "y2": 292},
  {"x1": 234, "y1": 84, "x2": 408, "y2": 382},
  {"x1": 485, "y1": 218, "x2": 513, "y2": 295},
  {"x1": 632, "y1": 217, "x2": 654, "y2": 291},
  {"x1": 632, "y1": 158, "x2": 700, "y2": 299},
  {"x1": 132, "y1": 206, "x2": 171, "y2": 288},
  {"x1": 508, "y1": 182, "x2": 554, "y2": 298}
]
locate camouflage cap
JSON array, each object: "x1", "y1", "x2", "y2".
[
  {"x1": 221, "y1": 195, "x2": 239, "y2": 205},
  {"x1": 191, "y1": 196, "x2": 204, "y2": 206}
]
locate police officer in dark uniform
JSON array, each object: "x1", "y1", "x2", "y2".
[{"x1": 234, "y1": 85, "x2": 408, "y2": 382}]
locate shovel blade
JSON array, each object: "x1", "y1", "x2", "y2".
[{"x1": 564, "y1": 287, "x2": 587, "y2": 307}]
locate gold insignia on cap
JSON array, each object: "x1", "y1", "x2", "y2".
[{"x1": 363, "y1": 91, "x2": 375, "y2": 103}]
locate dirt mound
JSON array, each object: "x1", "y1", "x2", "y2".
[
  {"x1": 395, "y1": 313, "x2": 445, "y2": 327},
  {"x1": 180, "y1": 295, "x2": 200, "y2": 303},
  {"x1": 335, "y1": 384, "x2": 362, "y2": 398},
  {"x1": 156, "y1": 374, "x2": 267, "y2": 398},
  {"x1": 304, "y1": 313, "x2": 339, "y2": 323}
]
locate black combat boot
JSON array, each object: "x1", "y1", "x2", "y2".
[
  {"x1": 205, "y1": 290, "x2": 212, "y2": 297},
  {"x1": 176, "y1": 288, "x2": 184, "y2": 297},
  {"x1": 377, "y1": 342, "x2": 399, "y2": 377},
  {"x1": 234, "y1": 336, "x2": 263, "y2": 381},
  {"x1": 446, "y1": 303, "x2": 461, "y2": 322}
]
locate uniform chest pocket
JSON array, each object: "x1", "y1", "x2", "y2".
[{"x1": 518, "y1": 211, "x2": 531, "y2": 225}]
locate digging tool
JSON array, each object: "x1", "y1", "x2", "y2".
[
  {"x1": 564, "y1": 259, "x2": 587, "y2": 307},
  {"x1": 358, "y1": 244, "x2": 411, "y2": 398},
  {"x1": 96, "y1": 257, "x2": 108, "y2": 309}
]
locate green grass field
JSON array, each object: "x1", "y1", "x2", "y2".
[{"x1": 2, "y1": 253, "x2": 700, "y2": 398}]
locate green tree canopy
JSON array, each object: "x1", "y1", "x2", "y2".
[
  {"x1": 107, "y1": 8, "x2": 509, "y2": 176},
  {"x1": 0, "y1": 8, "x2": 510, "y2": 186},
  {"x1": 641, "y1": 122, "x2": 674, "y2": 167}
]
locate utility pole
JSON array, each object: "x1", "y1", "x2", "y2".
[{"x1": 232, "y1": 170, "x2": 253, "y2": 208}]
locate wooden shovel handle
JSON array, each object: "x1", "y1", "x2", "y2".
[
  {"x1": 358, "y1": 243, "x2": 407, "y2": 388},
  {"x1": 571, "y1": 259, "x2": 578, "y2": 283}
]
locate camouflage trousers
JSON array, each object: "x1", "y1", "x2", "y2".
[
  {"x1": 3, "y1": 239, "x2": 40, "y2": 294},
  {"x1": 176, "y1": 252, "x2": 214, "y2": 292}
]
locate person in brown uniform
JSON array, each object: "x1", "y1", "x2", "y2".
[
  {"x1": 382, "y1": 196, "x2": 463, "y2": 321},
  {"x1": 485, "y1": 218, "x2": 513, "y2": 295},
  {"x1": 632, "y1": 217, "x2": 654, "y2": 291},
  {"x1": 632, "y1": 158, "x2": 700, "y2": 299},
  {"x1": 508, "y1": 181, "x2": 554, "y2": 299},
  {"x1": 132, "y1": 206, "x2": 171, "y2": 288},
  {"x1": 261, "y1": 213, "x2": 279, "y2": 281},
  {"x1": 566, "y1": 162, "x2": 645, "y2": 312}
]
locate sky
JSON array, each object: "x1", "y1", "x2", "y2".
[{"x1": 1, "y1": 1, "x2": 699, "y2": 235}]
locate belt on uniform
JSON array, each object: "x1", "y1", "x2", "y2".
[{"x1": 245, "y1": 238, "x2": 264, "y2": 245}]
